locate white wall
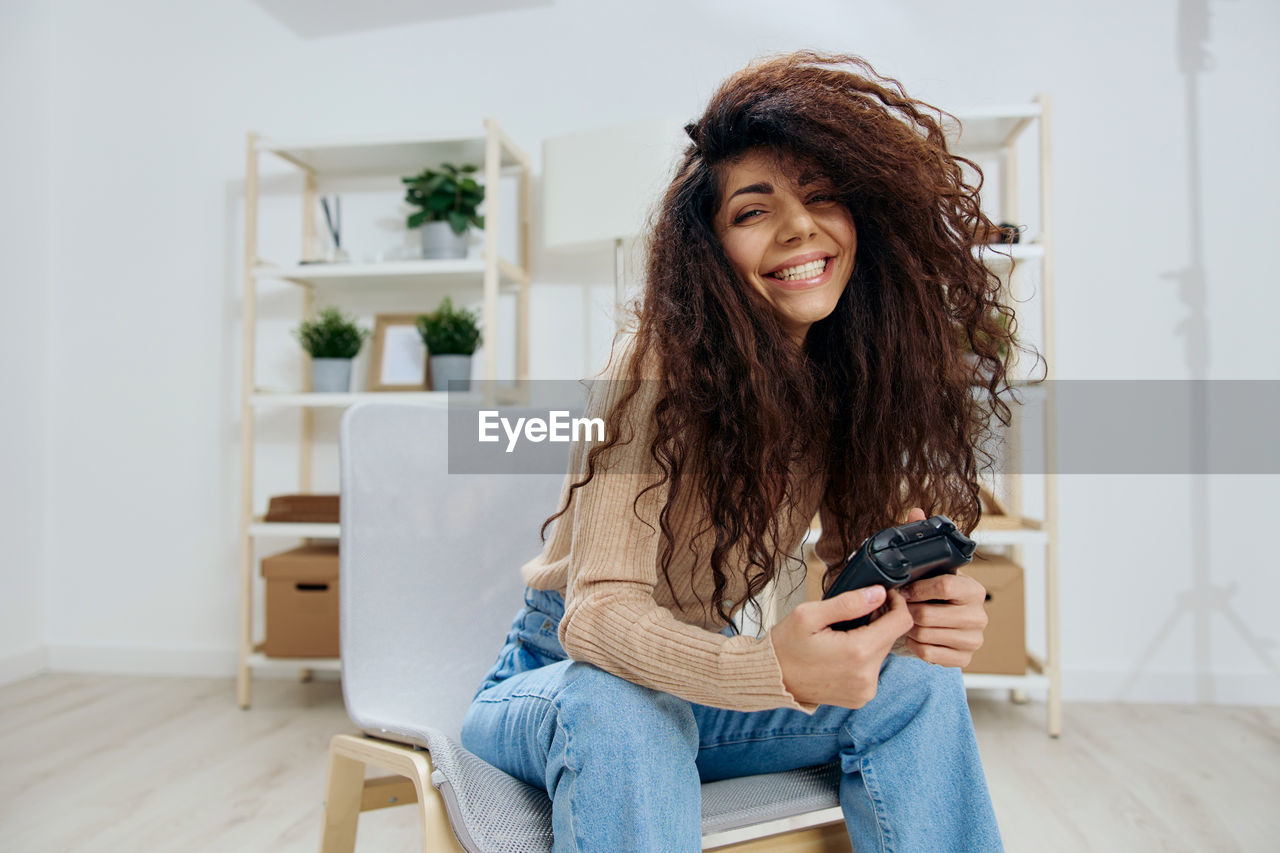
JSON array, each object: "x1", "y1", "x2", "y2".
[
  {"x1": 0, "y1": 0, "x2": 51, "y2": 684},
  {"x1": 6, "y1": 0, "x2": 1278, "y2": 701}
]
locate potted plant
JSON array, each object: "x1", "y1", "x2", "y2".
[
  {"x1": 416, "y1": 297, "x2": 481, "y2": 391},
  {"x1": 402, "y1": 163, "x2": 485, "y2": 260},
  {"x1": 293, "y1": 307, "x2": 370, "y2": 393}
]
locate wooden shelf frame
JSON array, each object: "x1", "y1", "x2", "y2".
[
  {"x1": 238, "y1": 120, "x2": 532, "y2": 708},
  {"x1": 954, "y1": 97, "x2": 1060, "y2": 735}
]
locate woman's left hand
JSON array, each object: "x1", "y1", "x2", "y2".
[
  {"x1": 896, "y1": 507, "x2": 989, "y2": 667},
  {"x1": 900, "y1": 571, "x2": 988, "y2": 667}
]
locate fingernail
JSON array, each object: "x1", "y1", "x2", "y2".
[{"x1": 862, "y1": 586, "x2": 883, "y2": 603}]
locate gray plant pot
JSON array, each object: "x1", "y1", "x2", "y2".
[
  {"x1": 420, "y1": 221, "x2": 469, "y2": 260},
  {"x1": 430, "y1": 354, "x2": 472, "y2": 391},
  {"x1": 311, "y1": 358, "x2": 353, "y2": 393}
]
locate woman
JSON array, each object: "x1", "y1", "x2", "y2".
[{"x1": 461, "y1": 50, "x2": 1017, "y2": 852}]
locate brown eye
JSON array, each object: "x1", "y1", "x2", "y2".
[{"x1": 733, "y1": 209, "x2": 763, "y2": 224}]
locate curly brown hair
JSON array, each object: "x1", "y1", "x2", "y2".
[{"x1": 546, "y1": 50, "x2": 1025, "y2": 626}]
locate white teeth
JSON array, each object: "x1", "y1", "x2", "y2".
[{"x1": 771, "y1": 258, "x2": 828, "y2": 281}]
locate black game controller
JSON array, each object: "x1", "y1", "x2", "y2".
[{"x1": 823, "y1": 515, "x2": 976, "y2": 630}]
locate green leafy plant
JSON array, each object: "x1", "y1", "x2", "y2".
[
  {"x1": 402, "y1": 163, "x2": 485, "y2": 235},
  {"x1": 293, "y1": 307, "x2": 369, "y2": 359},
  {"x1": 416, "y1": 297, "x2": 482, "y2": 356}
]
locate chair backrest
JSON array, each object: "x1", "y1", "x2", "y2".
[{"x1": 339, "y1": 402, "x2": 568, "y2": 741}]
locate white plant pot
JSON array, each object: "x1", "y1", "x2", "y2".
[
  {"x1": 430, "y1": 354, "x2": 472, "y2": 391},
  {"x1": 420, "y1": 221, "x2": 469, "y2": 260},
  {"x1": 311, "y1": 358, "x2": 353, "y2": 393}
]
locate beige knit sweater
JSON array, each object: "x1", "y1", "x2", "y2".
[{"x1": 522, "y1": 347, "x2": 848, "y2": 713}]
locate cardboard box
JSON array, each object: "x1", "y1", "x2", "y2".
[
  {"x1": 260, "y1": 544, "x2": 339, "y2": 658},
  {"x1": 962, "y1": 551, "x2": 1026, "y2": 675}
]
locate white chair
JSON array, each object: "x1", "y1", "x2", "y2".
[{"x1": 321, "y1": 402, "x2": 849, "y2": 852}]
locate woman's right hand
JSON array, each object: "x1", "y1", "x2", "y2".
[{"x1": 769, "y1": 585, "x2": 912, "y2": 709}]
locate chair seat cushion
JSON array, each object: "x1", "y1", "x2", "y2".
[{"x1": 397, "y1": 727, "x2": 841, "y2": 853}]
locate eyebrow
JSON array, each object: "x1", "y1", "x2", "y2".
[
  {"x1": 727, "y1": 181, "x2": 773, "y2": 201},
  {"x1": 726, "y1": 173, "x2": 826, "y2": 202}
]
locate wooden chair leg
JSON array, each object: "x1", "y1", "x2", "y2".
[
  {"x1": 321, "y1": 734, "x2": 466, "y2": 853},
  {"x1": 403, "y1": 750, "x2": 463, "y2": 853},
  {"x1": 320, "y1": 739, "x2": 366, "y2": 853}
]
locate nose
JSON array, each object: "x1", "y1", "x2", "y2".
[{"x1": 776, "y1": 198, "x2": 817, "y2": 244}]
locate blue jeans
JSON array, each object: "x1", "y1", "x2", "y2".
[{"x1": 461, "y1": 588, "x2": 1003, "y2": 852}]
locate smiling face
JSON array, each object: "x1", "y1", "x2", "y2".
[{"x1": 711, "y1": 149, "x2": 857, "y2": 344}]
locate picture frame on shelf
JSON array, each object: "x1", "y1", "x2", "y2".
[{"x1": 368, "y1": 313, "x2": 430, "y2": 391}]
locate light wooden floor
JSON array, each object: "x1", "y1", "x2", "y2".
[{"x1": 0, "y1": 674, "x2": 1276, "y2": 852}]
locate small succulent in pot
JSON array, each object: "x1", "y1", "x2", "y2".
[
  {"x1": 416, "y1": 297, "x2": 481, "y2": 391},
  {"x1": 293, "y1": 307, "x2": 370, "y2": 393},
  {"x1": 294, "y1": 307, "x2": 369, "y2": 358},
  {"x1": 416, "y1": 297, "x2": 481, "y2": 356}
]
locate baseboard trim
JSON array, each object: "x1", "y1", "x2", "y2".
[
  {"x1": 0, "y1": 646, "x2": 49, "y2": 687},
  {"x1": 45, "y1": 644, "x2": 237, "y2": 678},
  {"x1": 1062, "y1": 670, "x2": 1280, "y2": 706},
  {"x1": 42, "y1": 645, "x2": 340, "y2": 682}
]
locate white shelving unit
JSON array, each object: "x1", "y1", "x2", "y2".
[
  {"x1": 237, "y1": 121, "x2": 531, "y2": 708},
  {"x1": 950, "y1": 98, "x2": 1060, "y2": 735},
  {"x1": 789, "y1": 100, "x2": 1060, "y2": 735}
]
